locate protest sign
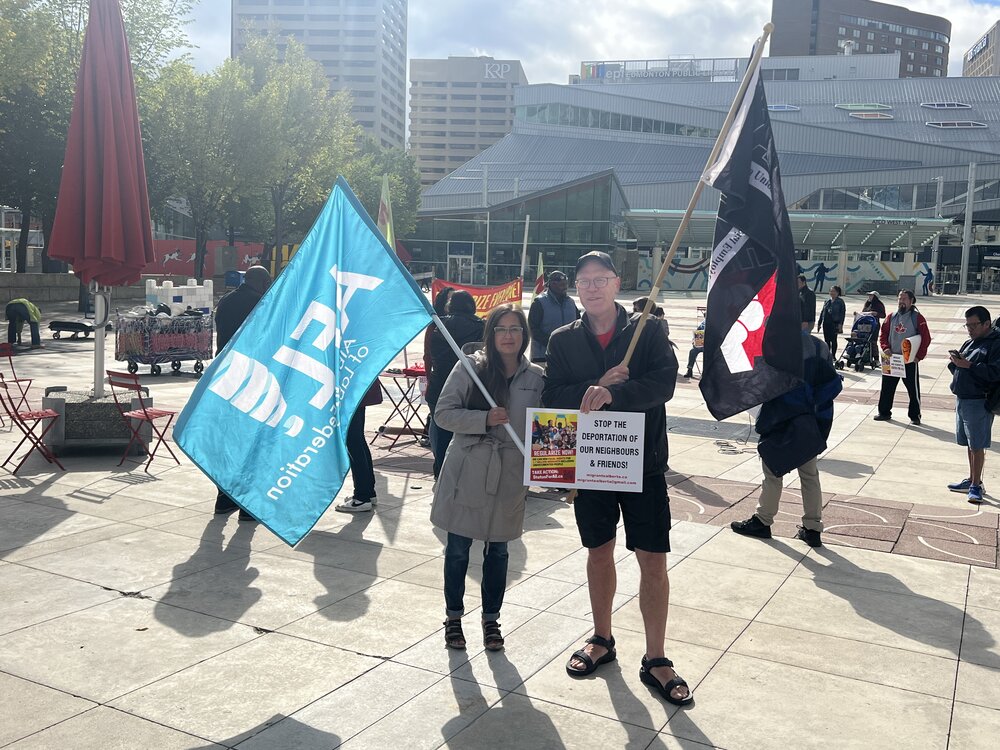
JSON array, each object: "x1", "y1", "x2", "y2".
[
  {"x1": 881, "y1": 350, "x2": 905, "y2": 378},
  {"x1": 524, "y1": 408, "x2": 645, "y2": 492}
]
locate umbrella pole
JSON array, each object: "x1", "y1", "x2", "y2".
[{"x1": 91, "y1": 283, "x2": 111, "y2": 397}]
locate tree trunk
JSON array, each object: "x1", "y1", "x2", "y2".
[
  {"x1": 195, "y1": 226, "x2": 208, "y2": 282},
  {"x1": 15, "y1": 200, "x2": 31, "y2": 273},
  {"x1": 39, "y1": 209, "x2": 63, "y2": 273}
]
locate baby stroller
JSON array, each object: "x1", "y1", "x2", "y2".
[{"x1": 836, "y1": 313, "x2": 879, "y2": 372}]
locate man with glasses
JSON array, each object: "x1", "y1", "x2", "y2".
[
  {"x1": 543, "y1": 251, "x2": 691, "y2": 706},
  {"x1": 874, "y1": 290, "x2": 931, "y2": 425},
  {"x1": 947, "y1": 306, "x2": 1000, "y2": 504}
]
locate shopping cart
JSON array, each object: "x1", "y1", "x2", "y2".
[{"x1": 115, "y1": 312, "x2": 214, "y2": 376}]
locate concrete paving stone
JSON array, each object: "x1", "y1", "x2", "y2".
[
  {"x1": 613, "y1": 600, "x2": 751, "y2": 653},
  {"x1": 503, "y1": 574, "x2": 581, "y2": 612},
  {"x1": 892, "y1": 533, "x2": 997, "y2": 569},
  {"x1": 667, "y1": 653, "x2": 951, "y2": 750},
  {"x1": 757, "y1": 576, "x2": 964, "y2": 660},
  {"x1": 0, "y1": 563, "x2": 119, "y2": 635},
  {"x1": 111, "y1": 633, "x2": 381, "y2": 745},
  {"x1": 516, "y1": 628, "x2": 721, "y2": 732},
  {"x1": 827, "y1": 493, "x2": 915, "y2": 512},
  {"x1": 0, "y1": 520, "x2": 142, "y2": 562},
  {"x1": 520, "y1": 504, "x2": 581, "y2": 537},
  {"x1": 0, "y1": 596, "x2": 255, "y2": 702},
  {"x1": 667, "y1": 521, "x2": 721, "y2": 556},
  {"x1": 968, "y1": 566, "x2": 1000, "y2": 611},
  {"x1": 279, "y1": 578, "x2": 457, "y2": 658},
  {"x1": 960, "y1": 606, "x2": 1000, "y2": 670},
  {"x1": 791, "y1": 543, "x2": 971, "y2": 604},
  {"x1": 23, "y1": 527, "x2": 247, "y2": 592},
  {"x1": 153, "y1": 513, "x2": 289, "y2": 554},
  {"x1": 452, "y1": 611, "x2": 591, "y2": 692},
  {"x1": 857, "y1": 478, "x2": 957, "y2": 508},
  {"x1": 955, "y1": 660, "x2": 1000, "y2": 711},
  {"x1": 909, "y1": 503, "x2": 1000, "y2": 529},
  {"x1": 820, "y1": 501, "x2": 908, "y2": 542},
  {"x1": 949, "y1": 702, "x2": 1000, "y2": 750},
  {"x1": 126, "y1": 505, "x2": 210, "y2": 528},
  {"x1": 391, "y1": 556, "x2": 484, "y2": 597},
  {"x1": 665, "y1": 557, "x2": 787, "y2": 620},
  {"x1": 144, "y1": 550, "x2": 381, "y2": 632},
  {"x1": 730, "y1": 621, "x2": 957, "y2": 698},
  {"x1": 266, "y1": 530, "x2": 434, "y2": 579},
  {"x1": 236, "y1": 661, "x2": 441, "y2": 750},
  {"x1": 688, "y1": 531, "x2": 807, "y2": 575},
  {"x1": 21, "y1": 486, "x2": 184, "y2": 523},
  {"x1": 821, "y1": 533, "x2": 896, "y2": 552},
  {"x1": 670, "y1": 476, "x2": 758, "y2": 505},
  {"x1": 669, "y1": 495, "x2": 729, "y2": 523},
  {"x1": 445, "y1": 692, "x2": 669, "y2": 750},
  {"x1": 337, "y1": 676, "x2": 504, "y2": 750},
  {"x1": 0, "y1": 671, "x2": 96, "y2": 747},
  {"x1": 4, "y1": 706, "x2": 223, "y2": 750},
  {"x1": 533, "y1": 540, "x2": 630, "y2": 586},
  {"x1": 0, "y1": 500, "x2": 117, "y2": 554}
]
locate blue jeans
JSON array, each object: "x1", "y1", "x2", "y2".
[
  {"x1": 429, "y1": 413, "x2": 453, "y2": 479},
  {"x1": 444, "y1": 532, "x2": 509, "y2": 620}
]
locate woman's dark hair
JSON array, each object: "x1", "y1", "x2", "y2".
[
  {"x1": 831, "y1": 285, "x2": 843, "y2": 296},
  {"x1": 433, "y1": 287, "x2": 453, "y2": 316},
  {"x1": 469, "y1": 304, "x2": 529, "y2": 410},
  {"x1": 448, "y1": 290, "x2": 476, "y2": 316}
]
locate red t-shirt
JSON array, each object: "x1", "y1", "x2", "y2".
[{"x1": 595, "y1": 328, "x2": 615, "y2": 349}]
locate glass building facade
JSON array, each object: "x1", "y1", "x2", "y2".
[{"x1": 405, "y1": 174, "x2": 631, "y2": 285}]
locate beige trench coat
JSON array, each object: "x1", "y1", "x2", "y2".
[{"x1": 430, "y1": 354, "x2": 544, "y2": 542}]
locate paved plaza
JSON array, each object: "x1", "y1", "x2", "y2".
[{"x1": 1, "y1": 291, "x2": 999, "y2": 749}]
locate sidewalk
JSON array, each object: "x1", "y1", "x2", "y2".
[{"x1": 1, "y1": 291, "x2": 998, "y2": 749}]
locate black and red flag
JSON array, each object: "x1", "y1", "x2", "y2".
[{"x1": 698, "y1": 49, "x2": 803, "y2": 421}]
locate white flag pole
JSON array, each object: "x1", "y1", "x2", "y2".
[
  {"x1": 432, "y1": 312, "x2": 525, "y2": 455},
  {"x1": 518, "y1": 214, "x2": 531, "y2": 280}
]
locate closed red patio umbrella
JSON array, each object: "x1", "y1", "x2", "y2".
[{"x1": 47, "y1": 0, "x2": 155, "y2": 396}]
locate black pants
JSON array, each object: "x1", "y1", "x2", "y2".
[
  {"x1": 822, "y1": 321, "x2": 839, "y2": 358},
  {"x1": 5, "y1": 302, "x2": 40, "y2": 346},
  {"x1": 878, "y1": 362, "x2": 921, "y2": 421},
  {"x1": 346, "y1": 406, "x2": 376, "y2": 500}
]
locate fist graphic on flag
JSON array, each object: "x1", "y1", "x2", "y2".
[{"x1": 720, "y1": 274, "x2": 777, "y2": 374}]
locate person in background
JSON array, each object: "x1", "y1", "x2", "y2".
[
  {"x1": 426, "y1": 291, "x2": 484, "y2": 478},
  {"x1": 633, "y1": 297, "x2": 669, "y2": 337},
  {"x1": 528, "y1": 271, "x2": 578, "y2": 363},
  {"x1": 5, "y1": 297, "x2": 42, "y2": 348},
  {"x1": 682, "y1": 320, "x2": 706, "y2": 379},
  {"x1": 817, "y1": 285, "x2": 846, "y2": 358},
  {"x1": 874, "y1": 290, "x2": 931, "y2": 425},
  {"x1": 213, "y1": 265, "x2": 272, "y2": 521},
  {"x1": 431, "y1": 304, "x2": 544, "y2": 651},
  {"x1": 334, "y1": 381, "x2": 383, "y2": 513},
  {"x1": 419, "y1": 287, "x2": 453, "y2": 448},
  {"x1": 862, "y1": 290, "x2": 886, "y2": 321},
  {"x1": 798, "y1": 275, "x2": 816, "y2": 332}
]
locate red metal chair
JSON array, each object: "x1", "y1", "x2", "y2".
[
  {"x1": 0, "y1": 343, "x2": 32, "y2": 426},
  {"x1": 0, "y1": 374, "x2": 64, "y2": 475},
  {"x1": 106, "y1": 370, "x2": 180, "y2": 472}
]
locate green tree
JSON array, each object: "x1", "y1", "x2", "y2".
[
  {"x1": 345, "y1": 137, "x2": 422, "y2": 238},
  {"x1": 142, "y1": 59, "x2": 252, "y2": 279},
  {"x1": 238, "y1": 36, "x2": 360, "y2": 255},
  {"x1": 0, "y1": 0, "x2": 191, "y2": 272}
]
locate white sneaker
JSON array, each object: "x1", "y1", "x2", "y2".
[{"x1": 335, "y1": 496, "x2": 375, "y2": 513}]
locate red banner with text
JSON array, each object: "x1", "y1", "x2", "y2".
[{"x1": 431, "y1": 278, "x2": 523, "y2": 315}]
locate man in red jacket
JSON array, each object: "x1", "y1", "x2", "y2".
[{"x1": 874, "y1": 289, "x2": 932, "y2": 425}]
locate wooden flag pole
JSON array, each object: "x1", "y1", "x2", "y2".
[{"x1": 619, "y1": 22, "x2": 774, "y2": 368}]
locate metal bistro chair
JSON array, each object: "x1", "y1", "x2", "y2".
[
  {"x1": 0, "y1": 343, "x2": 32, "y2": 426},
  {"x1": 0, "y1": 374, "x2": 64, "y2": 475},
  {"x1": 106, "y1": 370, "x2": 180, "y2": 472}
]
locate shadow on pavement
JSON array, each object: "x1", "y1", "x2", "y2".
[{"x1": 187, "y1": 713, "x2": 341, "y2": 749}]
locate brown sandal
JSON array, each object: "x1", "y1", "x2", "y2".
[
  {"x1": 483, "y1": 620, "x2": 504, "y2": 651},
  {"x1": 444, "y1": 619, "x2": 466, "y2": 650}
]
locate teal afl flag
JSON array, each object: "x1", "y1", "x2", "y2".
[{"x1": 175, "y1": 178, "x2": 433, "y2": 545}]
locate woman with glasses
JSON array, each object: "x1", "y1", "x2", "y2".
[{"x1": 430, "y1": 304, "x2": 544, "y2": 652}]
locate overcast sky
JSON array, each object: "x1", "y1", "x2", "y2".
[{"x1": 185, "y1": 0, "x2": 1000, "y2": 82}]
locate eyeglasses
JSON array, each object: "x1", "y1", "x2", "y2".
[
  {"x1": 965, "y1": 321, "x2": 988, "y2": 329},
  {"x1": 494, "y1": 326, "x2": 524, "y2": 336},
  {"x1": 575, "y1": 277, "x2": 614, "y2": 289}
]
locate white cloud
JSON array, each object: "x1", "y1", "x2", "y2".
[{"x1": 186, "y1": 0, "x2": 1000, "y2": 80}]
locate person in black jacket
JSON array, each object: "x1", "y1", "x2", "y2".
[
  {"x1": 947, "y1": 306, "x2": 1000, "y2": 504},
  {"x1": 731, "y1": 330, "x2": 843, "y2": 547},
  {"x1": 798, "y1": 274, "x2": 816, "y2": 331},
  {"x1": 817, "y1": 285, "x2": 846, "y2": 357},
  {"x1": 543, "y1": 251, "x2": 690, "y2": 706},
  {"x1": 212, "y1": 265, "x2": 271, "y2": 519},
  {"x1": 426, "y1": 290, "x2": 485, "y2": 478}
]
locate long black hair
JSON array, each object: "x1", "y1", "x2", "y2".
[
  {"x1": 433, "y1": 287, "x2": 453, "y2": 316},
  {"x1": 469, "y1": 304, "x2": 528, "y2": 410}
]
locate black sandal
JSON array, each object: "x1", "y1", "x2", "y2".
[
  {"x1": 444, "y1": 619, "x2": 466, "y2": 650},
  {"x1": 566, "y1": 634, "x2": 616, "y2": 677},
  {"x1": 483, "y1": 620, "x2": 504, "y2": 651},
  {"x1": 640, "y1": 655, "x2": 693, "y2": 706}
]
